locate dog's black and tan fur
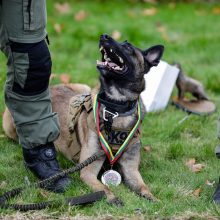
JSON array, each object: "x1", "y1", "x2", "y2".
[{"x1": 3, "y1": 34, "x2": 164, "y2": 205}]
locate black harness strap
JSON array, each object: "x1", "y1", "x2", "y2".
[{"x1": 97, "y1": 92, "x2": 137, "y2": 114}]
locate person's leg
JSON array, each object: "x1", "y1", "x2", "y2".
[{"x1": 0, "y1": 0, "x2": 71, "y2": 192}]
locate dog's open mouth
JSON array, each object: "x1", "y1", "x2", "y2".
[{"x1": 97, "y1": 46, "x2": 126, "y2": 73}]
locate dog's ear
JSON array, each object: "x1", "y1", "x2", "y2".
[{"x1": 143, "y1": 45, "x2": 164, "y2": 67}]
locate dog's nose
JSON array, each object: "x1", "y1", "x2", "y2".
[{"x1": 100, "y1": 34, "x2": 109, "y2": 40}]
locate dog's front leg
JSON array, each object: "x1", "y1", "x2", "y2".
[
  {"x1": 80, "y1": 129, "x2": 123, "y2": 206},
  {"x1": 118, "y1": 142, "x2": 156, "y2": 201}
]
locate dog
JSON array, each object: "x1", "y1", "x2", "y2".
[
  {"x1": 174, "y1": 63, "x2": 208, "y2": 100},
  {"x1": 3, "y1": 34, "x2": 164, "y2": 206}
]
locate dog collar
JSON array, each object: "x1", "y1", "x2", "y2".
[{"x1": 97, "y1": 92, "x2": 137, "y2": 115}]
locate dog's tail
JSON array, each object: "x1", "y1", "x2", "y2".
[{"x1": 3, "y1": 108, "x2": 18, "y2": 141}]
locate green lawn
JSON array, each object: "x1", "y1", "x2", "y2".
[{"x1": 1, "y1": 1, "x2": 220, "y2": 219}]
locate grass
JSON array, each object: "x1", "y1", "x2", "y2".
[{"x1": 1, "y1": 0, "x2": 220, "y2": 219}]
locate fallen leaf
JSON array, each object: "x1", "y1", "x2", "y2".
[
  {"x1": 0, "y1": 181, "x2": 7, "y2": 189},
  {"x1": 54, "y1": 2, "x2": 71, "y2": 14},
  {"x1": 168, "y1": 3, "x2": 176, "y2": 9},
  {"x1": 74, "y1": 10, "x2": 88, "y2": 21},
  {"x1": 54, "y1": 23, "x2": 63, "y2": 34},
  {"x1": 156, "y1": 23, "x2": 170, "y2": 41},
  {"x1": 142, "y1": 8, "x2": 157, "y2": 16},
  {"x1": 212, "y1": 7, "x2": 220, "y2": 15},
  {"x1": 112, "y1": 30, "x2": 121, "y2": 40},
  {"x1": 205, "y1": 179, "x2": 215, "y2": 187},
  {"x1": 185, "y1": 158, "x2": 196, "y2": 167},
  {"x1": 144, "y1": 145, "x2": 152, "y2": 153},
  {"x1": 40, "y1": 189, "x2": 50, "y2": 198},
  {"x1": 193, "y1": 187, "x2": 202, "y2": 197},
  {"x1": 60, "y1": 74, "x2": 71, "y2": 84},
  {"x1": 127, "y1": 10, "x2": 136, "y2": 18},
  {"x1": 143, "y1": 0, "x2": 157, "y2": 4},
  {"x1": 157, "y1": 26, "x2": 166, "y2": 34},
  {"x1": 185, "y1": 158, "x2": 205, "y2": 173},
  {"x1": 192, "y1": 163, "x2": 205, "y2": 173}
]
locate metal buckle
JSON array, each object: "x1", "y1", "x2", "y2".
[{"x1": 103, "y1": 107, "x2": 119, "y2": 121}]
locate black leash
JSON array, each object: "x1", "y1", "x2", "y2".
[{"x1": 0, "y1": 151, "x2": 106, "y2": 211}]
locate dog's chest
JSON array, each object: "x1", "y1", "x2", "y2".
[{"x1": 99, "y1": 114, "x2": 138, "y2": 152}]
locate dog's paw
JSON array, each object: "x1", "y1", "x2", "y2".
[
  {"x1": 108, "y1": 197, "x2": 124, "y2": 207},
  {"x1": 140, "y1": 193, "x2": 157, "y2": 202}
]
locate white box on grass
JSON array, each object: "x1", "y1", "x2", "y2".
[{"x1": 141, "y1": 61, "x2": 179, "y2": 112}]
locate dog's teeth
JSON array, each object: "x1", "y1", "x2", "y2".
[
  {"x1": 114, "y1": 66, "x2": 122, "y2": 70},
  {"x1": 110, "y1": 48, "x2": 113, "y2": 52},
  {"x1": 119, "y1": 57, "x2": 124, "y2": 64},
  {"x1": 99, "y1": 46, "x2": 103, "y2": 51}
]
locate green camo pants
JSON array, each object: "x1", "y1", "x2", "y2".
[{"x1": 0, "y1": 0, "x2": 60, "y2": 149}]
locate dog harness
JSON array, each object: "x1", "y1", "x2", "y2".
[
  {"x1": 93, "y1": 94, "x2": 142, "y2": 165},
  {"x1": 68, "y1": 92, "x2": 142, "y2": 164}
]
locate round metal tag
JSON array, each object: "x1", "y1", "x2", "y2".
[{"x1": 101, "y1": 170, "x2": 121, "y2": 186}]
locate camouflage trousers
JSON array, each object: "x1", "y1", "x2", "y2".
[{"x1": 0, "y1": 0, "x2": 60, "y2": 149}]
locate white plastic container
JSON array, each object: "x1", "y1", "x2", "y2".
[{"x1": 141, "y1": 61, "x2": 179, "y2": 112}]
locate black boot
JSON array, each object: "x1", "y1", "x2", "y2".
[
  {"x1": 23, "y1": 142, "x2": 71, "y2": 193},
  {"x1": 213, "y1": 178, "x2": 220, "y2": 204}
]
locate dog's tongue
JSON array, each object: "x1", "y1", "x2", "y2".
[{"x1": 107, "y1": 62, "x2": 118, "y2": 68}]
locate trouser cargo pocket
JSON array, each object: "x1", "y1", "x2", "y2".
[{"x1": 23, "y1": 0, "x2": 46, "y2": 31}]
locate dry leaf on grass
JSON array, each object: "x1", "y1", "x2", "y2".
[
  {"x1": 54, "y1": 23, "x2": 63, "y2": 34},
  {"x1": 112, "y1": 30, "x2": 121, "y2": 40},
  {"x1": 54, "y1": 2, "x2": 71, "y2": 14},
  {"x1": 168, "y1": 3, "x2": 176, "y2": 9},
  {"x1": 185, "y1": 158, "x2": 205, "y2": 173},
  {"x1": 74, "y1": 10, "x2": 88, "y2": 21},
  {"x1": 60, "y1": 74, "x2": 71, "y2": 84},
  {"x1": 212, "y1": 7, "x2": 220, "y2": 15},
  {"x1": 143, "y1": 8, "x2": 157, "y2": 16},
  {"x1": 193, "y1": 187, "x2": 202, "y2": 197},
  {"x1": 127, "y1": 10, "x2": 136, "y2": 18},
  {"x1": 143, "y1": 0, "x2": 158, "y2": 4},
  {"x1": 143, "y1": 145, "x2": 152, "y2": 153},
  {"x1": 0, "y1": 181, "x2": 7, "y2": 189},
  {"x1": 156, "y1": 23, "x2": 170, "y2": 41},
  {"x1": 205, "y1": 179, "x2": 215, "y2": 187},
  {"x1": 40, "y1": 189, "x2": 50, "y2": 198}
]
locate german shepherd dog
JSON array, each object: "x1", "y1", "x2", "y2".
[{"x1": 3, "y1": 34, "x2": 164, "y2": 206}]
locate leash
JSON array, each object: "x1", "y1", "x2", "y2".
[{"x1": 0, "y1": 151, "x2": 106, "y2": 211}]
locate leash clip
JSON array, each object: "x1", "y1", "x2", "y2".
[{"x1": 103, "y1": 107, "x2": 118, "y2": 121}]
